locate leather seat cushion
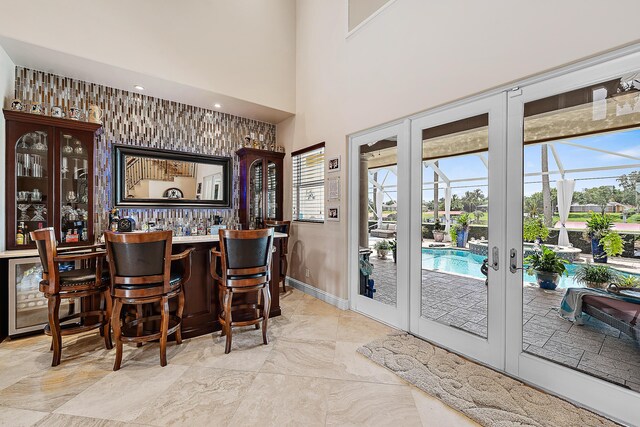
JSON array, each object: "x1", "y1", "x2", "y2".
[
  {"x1": 583, "y1": 295, "x2": 640, "y2": 326},
  {"x1": 60, "y1": 269, "x2": 110, "y2": 286}
]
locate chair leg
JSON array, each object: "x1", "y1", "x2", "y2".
[
  {"x1": 261, "y1": 285, "x2": 271, "y2": 346},
  {"x1": 281, "y1": 256, "x2": 288, "y2": 293},
  {"x1": 175, "y1": 289, "x2": 185, "y2": 345},
  {"x1": 112, "y1": 298, "x2": 124, "y2": 371},
  {"x1": 102, "y1": 289, "x2": 113, "y2": 350},
  {"x1": 255, "y1": 286, "x2": 262, "y2": 330},
  {"x1": 223, "y1": 290, "x2": 233, "y2": 354},
  {"x1": 160, "y1": 296, "x2": 169, "y2": 367},
  {"x1": 136, "y1": 304, "x2": 144, "y2": 347},
  {"x1": 47, "y1": 294, "x2": 62, "y2": 367},
  {"x1": 218, "y1": 285, "x2": 226, "y2": 337}
]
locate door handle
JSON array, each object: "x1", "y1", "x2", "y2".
[
  {"x1": 509, "y1": 248, "x2": 524, "y2": 273},
  {"x1": 490, "y1": 246, "x2": 499, "y2": 271}
]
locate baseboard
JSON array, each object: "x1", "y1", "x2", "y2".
[{"x1": 285, "y1": 277, "x2": 349, "y2": 310}]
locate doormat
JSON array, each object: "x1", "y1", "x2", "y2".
[{"x1": 358, "y1": 333, "x2": 618, "y2": 427}]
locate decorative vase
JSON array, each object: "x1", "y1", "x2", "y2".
[
  {"x1": 377, "y1": 249, "x2": 388, "y2": 259},
  {"x1": 433, "y1": 230, "x2": 445, "y2": 242},
  {"x1": 591, "y1": 238, "x2": 607, "y2": 263},
  {"x1": 585, "y1": 280, "x2": 607, "y2": 289},
  {"x1": 456, "y1": 228, "x2": 469, "y2": 248},
  {"x1": 535, "y1": 271, "x2": 560, "y2": 290},
  {"x1": 88, "y1": 104, "x2": 103, "y2": 124}
]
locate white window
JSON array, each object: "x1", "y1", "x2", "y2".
[{"x1": 292, "y1": 143, "x2": 325, "y2": 222}]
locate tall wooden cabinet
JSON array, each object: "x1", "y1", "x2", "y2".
[
  {"x1": 237, "y1": 148, "x2": 285, "y2": 229},
  {"x1": 3, "y1": 110, "x2": 101, "y2": 250}
]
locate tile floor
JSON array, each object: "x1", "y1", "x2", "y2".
[
  {"x1": 0, "y1": 288, "x2": 478, "y2": 426},
  {"x1": 368, "y1": 256, "x2": 640, "y2": 391}
]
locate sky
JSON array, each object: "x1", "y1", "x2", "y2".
[{"x1": 367, "y1": 127, "x2": 640, "y2": 204}]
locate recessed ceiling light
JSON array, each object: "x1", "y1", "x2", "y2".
[
  {"x1": 214, "y1": 103, "x2": 222, "y2": 109},
  {"x1": 134, "y1": 85, "x2": 145, "y2": 91}
]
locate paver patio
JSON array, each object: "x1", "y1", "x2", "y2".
[{"x1": 368, "y1": 255, "x2": 640, "y2": 392}]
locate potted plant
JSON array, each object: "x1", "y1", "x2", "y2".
[
  {"x1": 585, "y1": 213, "x2": 623, "y2": 263},
  {"x1": 449, "y1": 223, "x2": 460, "y2": 246},
  {"x1": 523, "y1": 216, "x2": 549, "y2": 244},
  {"x1": 432, "y1": 220, "x2": 445, "y2": 242},
  {"x1": 374, "y1": 239, "x2": 392, "y2": 260},
  {"x1": 574, "y1": 263, "x2": 619, "y2": 289},
  {"x1": 455, "y1": 213, "x2": 470, "y2": 248},
  {"x1": 389, "y1": 238, "x2": 397, "y2": 263},
  {"x1": 524, "y1": 245, "x2": 569, "y2": 290}
]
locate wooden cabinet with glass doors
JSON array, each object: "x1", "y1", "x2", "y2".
[
  {"x1": 3, "y1": 110, "x2": 101, "y2": 250},
  {"x1": 237, "y1": 147, "x2": 285, "y2": 229}
]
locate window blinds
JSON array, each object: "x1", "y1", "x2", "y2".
[{"x1": 292, "y1": 145, "x2": 325, "y2": 222}]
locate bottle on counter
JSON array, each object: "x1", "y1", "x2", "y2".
[{"x1": 16, "y1": 222, "x2": 25, "y2": 245}]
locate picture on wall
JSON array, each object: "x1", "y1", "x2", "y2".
[
  {"x1": 328, "y1": 155, "x2": 341, "y2": 172},
  {"x1": 328, "y1": 176, "x2": 340, "y2": 201},
  {"x1": 327, "y1": 206, "x2": 340, "y2": 221}
]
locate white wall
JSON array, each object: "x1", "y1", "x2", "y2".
[
  {"x1": 279, "y1": 0, "x2": 640, "y2": 299},
  {"x1": 0, "y1": 45, "x2": 15, "y2": 251},
  {"x1": 0, "y1": 0, "x2": 296, "y2": 113}
]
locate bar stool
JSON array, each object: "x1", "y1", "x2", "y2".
[
  {"x1": 104, "y1": 231, "x2": 193, "y2": 370},
  {"x1": 210, "y1": 228, "x2": 274, "y2": 354},
  {"x1": 264, "y1": 220, "x2": 290, "y2": 293},
  {"x1": 30, "y1": 227, "x2": 112, "y2": 367}
]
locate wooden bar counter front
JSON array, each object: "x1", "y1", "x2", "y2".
[{"x1": 171, "y1": 233, "x2": 284, "y2": 339}]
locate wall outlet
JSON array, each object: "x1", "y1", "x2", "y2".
[{"x1": 305, "y1": 268, "x2": 310, "y2": 278}]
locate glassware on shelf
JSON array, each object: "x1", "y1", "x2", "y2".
[
  {"x1": 32, "y1": 131, "x2": 48, "y2": 151},
  {"x1": 61, "y1": 156, "x2": 69, "y2": 179},
  {"x1": 31, "y1": 189, "x2": 42, "y2": 202},
  {"x1": 73, "y1": 158, "x2": 79, "y2": 179},
  {"x1": 31, "y1": 205, "x2": 45, "y2": 221},
  {"x1": 18, "y1": 204, "x2": 31, "y2": 221},
  {"x1": 74, "y1": 141, "x2": 84, "y2": 155},
  {"x1": 62, "y1": 135, "x2": 73, "y2": 154},
  {"x1": 66, "y1": 191, "x2": 77, "y2": 203},
  {"x1": 17, "y1": 133, "x2": 32, "y2": 150}
]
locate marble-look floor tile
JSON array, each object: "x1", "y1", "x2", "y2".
[
  {"x1": 326, "y1": 380, "x2": 422, "y2": 426},
  {"x1": 0, "y1": 349, "x2": 50, "y2": 391},
  {"x1": 261, "y1": 337, "x2": 338, "y2": 379},
  {"x1": 34, "y1": 413, "x2": 139, "y2": 427},
  {"x1": 134, "y1": 366, "x2": 255, "y2": 426},
  {"x1": 336, "y1": 311, "x2": 395, "y2": 345},
  {"x1": 0, "y1": 407, "x2": 48, "y2": 427},
  {"x1": 333, "y1": 341, "x2": 406, "y2": 385},
  {"x1": 279, "y1": 314, "x2": 339, "y2": 341},
  {"x1": 0, "y1": 334, "x2": 51, "y2": 353},
  {"x1": 54, "y1": 362, "x2": 187, "y2": 422},
  {"x1": 227, "y1": 373, "x2": 331, "y2": 426},
  {"x1": 0, "y1": 357, "x2": 113, "y2": 412},
  {"x1": 294, "y1": 294, "x2": 343, "y2": 316},
  {"x1": 411, "y1": 388, "x2": 480, "y2": 426}
]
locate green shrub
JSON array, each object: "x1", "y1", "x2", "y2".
[
  {"x1": 523, "y1": 216, "x2": 550, "y2": 242},
  {"x1": 374, "y1": 240, "x2": 391, "y2": 251},
  {"x1": 524, "y1": 246, "x2": 569, "y2": 275},
  {"x1": 586, "y1": 213, "x2": 613, "y2": 239},
  {"x1": 615, "y1": 275, "x2": 640, "y2": 288},
  {"x1": 600, "y1": 232, "x2": 623, "y2": 257},
  {"x1": 574, "y1": 264, "x2": 618, "y2": 285},
  {"x1": 449, "y1": 223, "x2": 460, "y2": 242}
]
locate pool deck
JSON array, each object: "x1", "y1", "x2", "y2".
[{"x1": 368, "y1": 255, "x2": 640, "y2": 392}]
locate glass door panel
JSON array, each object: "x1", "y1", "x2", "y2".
[
  {"x1": 249, "y1": 159, "x2": 264, "y2": 229},
  {"x1": 350, "y1": 122, "x2": 409, "y2": 329},
  {"x1": 15, "y1": 130, "x2": 50, "y2": 246},
  {"x1": 59, "y1": 133, "x2": 90, "y2": 244},
  {"x1": 410, "y1": 94, "x2": 506, "y2": 368},
  {"x1": 266, "y1": 160, "x2": 277, "y2": 220}
]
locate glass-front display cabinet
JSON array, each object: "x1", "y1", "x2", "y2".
[
  {"x1": 4, "y1": 110, "x2": 101, "y2": 250},
  {"x1": 237, "y1": 147, "x2": 285, "y2": 229}
]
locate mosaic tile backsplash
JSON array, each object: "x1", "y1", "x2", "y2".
[{"x1": 14, "y1": 67, "x2": 276, "y2": 235}]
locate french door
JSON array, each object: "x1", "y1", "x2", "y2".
[
  {"x1": 349, "y1": 121, "x2": 410, "y2": 329},
  {"x1": 409, "y1": 94, "x2": 507, "y2": 369}
]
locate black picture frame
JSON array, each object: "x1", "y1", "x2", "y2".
[{"x1": 113, "y1": 144, "x2": 232, "y2": 208}]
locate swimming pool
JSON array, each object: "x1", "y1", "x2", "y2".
[{"x1": 421, "y1": 248, "x2": 636, "y2": 289}]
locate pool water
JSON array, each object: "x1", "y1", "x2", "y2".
[{"x1": 421, "y1": 248, "x2": 636, "y2": 289}]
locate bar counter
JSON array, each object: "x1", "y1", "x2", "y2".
[{"x1": 0, "y1": 232, "x2": 287, "y2": 340}]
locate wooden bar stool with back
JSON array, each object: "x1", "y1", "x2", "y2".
[
  {"x1": 104, "y1": 231, "x2": 193, "y2": 370},
  {"x1": 264, "y1": 220, "x2": 290, "y2": 293},
  {"x1": 30, "y1": 227, "x2": 112, "y2": 367},
  {"x1": 210, "y1": 228, "x2": 274, "y2": 354}
]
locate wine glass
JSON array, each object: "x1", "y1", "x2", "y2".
[
  {"x1": 66, "y1": 191, "x2": 77, "y2": 203},
  {"x1": 74, "y1": 141, "x2": 84, "y2": 155},
  {"x1": 62, "y1": 135, "x2": 73, "y2": 154},
  {"x1": 32, "y1": 131, "x2": 47, "y2": 151},
  {"x1": 18, "y1": 204, "x2": 31, "y2": 221}
]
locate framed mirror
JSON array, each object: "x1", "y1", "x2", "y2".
[{"x1": 113, "y1": 145, "x2": 232, "y2": 208}]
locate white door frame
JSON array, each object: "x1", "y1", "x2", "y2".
[
  {"x1": 505, "y1": 51, "x2": 640, "y2": 426},
  {"x1": 348, "y1": 120, "x2": 410, "y2": 330},
  {"x1": 409, "y1": 93, "x2": 507, "y2": 370}
]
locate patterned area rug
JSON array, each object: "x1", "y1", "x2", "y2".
[{"x1": 358, "y1": 333, "x2": 618, "y2": 427}]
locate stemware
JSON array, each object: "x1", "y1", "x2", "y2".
[
  {"x1": 61, "y1": 156, "x2": 69, "y2": 179},
  {"x1": 62, "y1": 135, "x2": 74, "y2": 154},
  {"x1": 66, "y1": 191, "x2": 77, "y2": 203},
  {"x1": 31, "y1": 204, "x2": 46, "y2": 221},
  {"x1": 18, "y1": 204, "x2": 31, "y2": 221},
  {"x1": 32, "y1": 131, "x2": 48, "y2": 151},
  {"x1": 74, "y1": 141, "x2": 84, "y2": 155}
]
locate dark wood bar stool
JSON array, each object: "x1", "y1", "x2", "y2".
[
  {"x1": 264, "y1": 220, "x2": 290, "y2": 293},
  {"x1": 30, "y1": 227, "x2": 112, "y2": 367},
  {"x1": 104, "y1": 231, "x2": 193, "y2": 370},
  {"x1": 210, "y1": 228, "x2": 274, "y2": 354}
]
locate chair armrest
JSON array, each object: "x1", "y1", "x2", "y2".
[
  {"x1": 210, "y1": 249, "x2": 222, "y2": 282},
  {"x1": 57, "y1": 244, "x2": 105, "y2": 253},
  {"x1": 171, "y1": 247, "x2": 194, "y2": 261},
  {"x1": 53, "y1": 251, "x2": 106, "y2": 262}
]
